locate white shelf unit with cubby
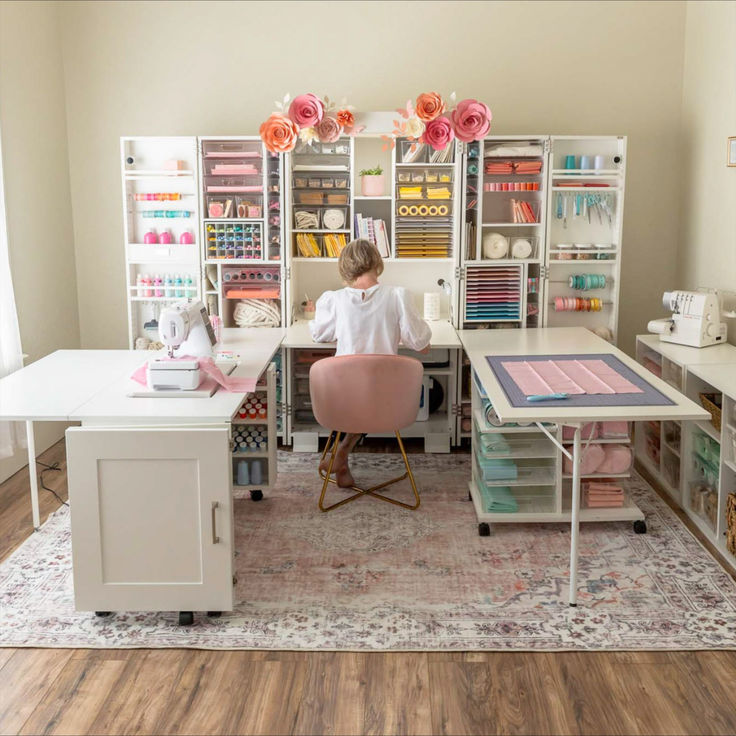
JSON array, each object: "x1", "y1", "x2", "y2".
[
  {"x1": 231, "y1": 362, "x2": 278, "y2": 500},
  {"x1": 121, "y1": 137, "x2": 202, "y2": 349},
  {"x1": 468, "y1": 368, "x2": 643, "y2": 534},
  {"x1": 198, "y1": 137, "x2": 285, "y2": 330},
  {"x1": 281, "y1": 132, "x2": 463, "y2": 451},
  {"x1": 544, "y1": 136, "x2": 626, "y2": 342},
  {"x1": 634, "y1": 335, "x2": 736, "y2": 572},
  {"x1": 460, "y1": 136, "x2": 549, "y2": 330}
]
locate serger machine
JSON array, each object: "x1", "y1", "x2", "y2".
[
  {"x1": 647, "y1": 291, "x2": 728, "y2": 348},
  {"x1": 148, "y1": 300, "x2": 217, "y2": 391}
]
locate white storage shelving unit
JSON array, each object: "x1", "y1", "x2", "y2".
[
  {"x1": 121, "y1": 137, "x2": 201, "y2": 348},
  {"x1": 634, "y1": 335, "x2": 736, "y2": 571}
]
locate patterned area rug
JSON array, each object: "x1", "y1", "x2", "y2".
[{"x1": 1, "y1": 452, "x2": 735, "y2": 650}]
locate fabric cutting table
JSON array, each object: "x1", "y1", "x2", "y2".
[{"x1": 458, "y1": 327, "x2": 710, "y2": 606}]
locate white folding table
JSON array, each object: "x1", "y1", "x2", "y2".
[{"x1": 458, "y1": 327, "x2": 710, "y2": 606}]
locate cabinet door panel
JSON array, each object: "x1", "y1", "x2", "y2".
[{"x1": 66, "y1": 425, "x2": 232, "y2": 612}]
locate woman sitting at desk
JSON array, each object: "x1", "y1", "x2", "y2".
[{"x1": 309, "y1": 238, "x2": 432, "y2": 488}]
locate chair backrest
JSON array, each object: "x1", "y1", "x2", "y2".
[{"x1": 309, "y1": 354, "x2": 424, "y2": 434}]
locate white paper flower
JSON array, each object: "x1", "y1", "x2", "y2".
[
  {"x1": 404, "y1": 116, "x2": 425, "y2": 139},
  {"x1": 299, "y1": 126, "x2": 319, "y2": 144}
]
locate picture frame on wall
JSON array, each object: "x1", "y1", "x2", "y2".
[{"x1": 728, "y1": 137, "x2": 736, "y2": 167}]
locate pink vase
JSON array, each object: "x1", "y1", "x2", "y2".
[{"x1": 361, "y1": 175, "x2": 385, "y2": 197}]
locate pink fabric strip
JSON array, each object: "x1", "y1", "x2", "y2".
[
  {"x1": 502, "y1": 359, "x2": 643, "y2": 396},
  {"x1": 131, "y1": 356, "x2": 257, "y2": 394}
]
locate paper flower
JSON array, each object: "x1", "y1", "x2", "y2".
[
  {"x1": 259, "y1": 113, "x2": 299, "y2": 153},
  {"x1": 415, "y1": 92, "x2": 446, "y2": 122},
  {"x1": 288, "y1": 93, "x2": 325, "y2": 128},
  {"x1": 315, "y1": 116, "x2": 341, "y2": 143},
  {"x1": 450, "y1": 98, "x2": 492, "y2": 142},
  {"x1": 336, "y1": 109, "x2": 355, "y2": 130},
  {"x1": 404, "y1": 116, "x2": 425, "y2": 139},
  {"x1": 421, "y1": 115, "x2": 455, "y2": 151},
  {"x1": 299, "y1": 126, "x2": 319, "y2": 145}
]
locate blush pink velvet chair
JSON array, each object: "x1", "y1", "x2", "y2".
[{"x1": 309, "y1": 354, "x2": 424, "y2": 512}]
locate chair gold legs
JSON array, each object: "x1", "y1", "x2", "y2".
[{"x1": 318, "y1": 430, "x2": 421, "y2": 512}]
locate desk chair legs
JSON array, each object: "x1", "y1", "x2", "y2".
[{"x1": 318, "y1": 430, "x2": 421, "y2": 512}]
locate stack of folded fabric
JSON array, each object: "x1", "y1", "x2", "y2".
[
  {"x1": 584, "y1": 482, "x2": 624, "y2": 508},
  {"x1": 485, "y1": 160, "x2": 513, "y2": 175},
  {"x1": 514, "y1": 160, "x2": 543, "y2": 175},
  {"x1": 478, "y1": 432, "x2": 510, "y2": 455},
  {"x1": 478, "y1": 484, "x2": 518, "y2": 513},
  {"x1": 476, "y1": 456, "x2": 518, "y2": 482}
]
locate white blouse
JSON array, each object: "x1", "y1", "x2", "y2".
[{"x1": 309, "y1": 284, "x2": 432, "y2": 356}]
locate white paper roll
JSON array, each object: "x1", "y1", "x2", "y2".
[
  {"x1": 424, "y1": 292, "x2": 441, "y2": 321},
  {"x1": 647, "y1": 318, "x2": 673, "y2": 335}
]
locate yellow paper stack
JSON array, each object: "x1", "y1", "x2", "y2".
[
  {"x1": 426, "y1": 186, "x2": 452, "y2": 199},
  {"x1": 296, "y1": 232, "x2": 321, "y2": 257},
  {"x1": 323, "y1": 233, "x2": 347, "y2": 258},
  {"x1": 398, "y1": 186, "x2": 423, "y2": 199}
]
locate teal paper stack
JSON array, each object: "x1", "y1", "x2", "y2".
[
  {"x1": 477, "y1": 483, "x2": 518, "y2": 513},
  {"x1": 475, "y1": 456, "x2": 518, "y2": 482}
]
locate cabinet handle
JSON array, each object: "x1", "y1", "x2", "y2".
[{"x1": 211, "y1": 501, "x2": 220, "y2": 544}]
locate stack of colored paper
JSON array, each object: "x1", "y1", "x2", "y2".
[
  {"x1": 426, "y1": 186, "x2": 452, "y2": 199},
  {"x1": 584, "y1": 482, "x2": 624, "y2": 508},
  {"x1": 398, "y1": 186, "x2": 423, "y2": 199},
  {"x1": 477, "y1": 484, "x2": 518, "y2": 513}
]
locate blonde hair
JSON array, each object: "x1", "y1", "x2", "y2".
[{"x1": 338, "y1": 238, "x2": 384, "y2": 283}]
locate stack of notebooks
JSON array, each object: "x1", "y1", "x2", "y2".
[
  {"x1": 354, "y1": 215, "x2": 390, "y2": 257},
  {"x1": 584, "y1": 482, "x2": 624, "y2": 508}
]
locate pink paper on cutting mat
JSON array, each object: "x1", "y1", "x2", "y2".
[
  {"x1": 131, "y1": 356, "x2": 257, "y2": 394},
  {"x1": 502, "y1": 359, "x2": 643, "y2": 396}
]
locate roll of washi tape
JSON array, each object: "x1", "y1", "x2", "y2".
[
  {"x1": 398, "y1": 205, "x2": 409, "y2": 216},
  {"x1": 428, "y1": 205, "x2": 439, "y2": 216},
  {"x1": 408, "y1": 206, "x2": 419, "y2": 216},
  {"x1": 437, "y1": 205, "x2": 448, "y2": 215},
  {"x1": 418, "y1": 205, "x2": 429, "y2": 216}
]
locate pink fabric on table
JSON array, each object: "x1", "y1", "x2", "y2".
[
  {"x1": 131, "y1": 356, "x2": 257, "y2": 393},
  {"x1": 563, "y1": 443, "x2": 606, "y2": 475},
  {"x1": 502, "y1": 359, "x2": 643, "y2": 396},
  {"x1": 562, "y1": 422, "x2": 599, "y2": 441}
]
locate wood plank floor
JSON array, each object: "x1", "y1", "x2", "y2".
[{"x1": 1, "y1": 440, "x2": 735, "y2": 736}]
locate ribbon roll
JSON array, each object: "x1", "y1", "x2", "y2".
[
  {"x1": 408, "y1": 206, "x2": 419, "y2": 216},
  {"x1": 437, "y1": 205, "x2": 448, "y2": 216},
  {"x1": 398, "y1": 205, "x2": 409, "y2": 216},
  {"x1": 418, "y1": 205, "x2": 429, "y2": 216},
  {"x1": 428, "y1": 206, "x2": 439, "y2": 216}
]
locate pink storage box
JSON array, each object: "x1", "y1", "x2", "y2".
[
  {"x1": 599, "y1": 421, "x2": 629, "y2": 439},
  {"x1": 563, "y1": 444, "x2": 605, "y2": 475},
  {"x1": 596, "y1": 444, "x2": 632, "y2": 475},
  {"x1": 562, "y1": 422, "x2": 598, "y2": 441}
]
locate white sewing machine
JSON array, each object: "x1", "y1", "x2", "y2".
[
  {"x1": 147, "y1": 300, "x2": 217, "y2": 391},
  {"x1": 647, "y1": 290, "x2": 728, "y2": 348}
]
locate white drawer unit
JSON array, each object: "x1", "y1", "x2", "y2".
[{"x1": 66, "y1": 425, "x2": 233, "y2": 623}]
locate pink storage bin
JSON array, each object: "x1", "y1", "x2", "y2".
[
  {"x1": 599, "y1": 421, "x2": 629, "y2": 439},
  {"x1": 562, "y1": 422, "x2": 598, "y2": 441},
  {"x1": 563, "y1": 444, "x2": 605, "y2": 475},
  {"x1": 596, "y1": 444, "x2": 632, "y2": 475}
]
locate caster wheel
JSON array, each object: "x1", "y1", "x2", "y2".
[
  {"x1": 250, "y1": 490, "x2": 263, "y2": 501},
  {"x1": 468, "y1": 491, "x2": 472, "y2": 501},
  {"x1": 633, "y1": 520, "x2": 647, "y2": 534},
  {"x1": 95, "y1": 611, "x2": 111, "y2": 617},
  {"x1": 478, "y1": 522, "x2": 491, "y2": 537},
  {"x1": 207, "y1": 611, "x2": 222, "y2": 618},
  {"x1": 178, "y1": 611, "x2": 194, "y2": 626}
]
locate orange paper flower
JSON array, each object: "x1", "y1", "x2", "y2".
[
  {"x1": 415, "y1": 92, "x2": 446, "y2": 122},
  {"x1": 259, "y1": 113, "x2": 299, "y2": 153},
  {"x1": 336, "y1": 109, "x2": 355, "y2": 130}
]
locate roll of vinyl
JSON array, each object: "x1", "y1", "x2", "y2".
[
  {"x1": 511, "y1": 238, "x2": 533, "y2": 259},
  {"x1": 322, "y1": 208, "x2": 345, "y2": 230},
  {"x1": 437, "y1": 205, "x2": 448, "y2": 216},
  {"x1": 428, "y1": 205, "x2": 439, "y2": 216},
  {"x1": 398, "y1": 205, "x2": 409, "y2": 216},
  {"x1": 408, "y1": 205, "x2": 419, "y2": 216},
  {"x1": 424, "y1": 292, "x2": 441, "y2": 321},
  {"x1": 418, "y1": 205, "x2": 429, "y2": 216},
  {"x1": 482, "y1": 231, "x2": 509, "y2": 260}
]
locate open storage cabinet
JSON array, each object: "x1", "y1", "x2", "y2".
[{"x1": 121, "y1": 137, "x2": 201, "y2": 348}]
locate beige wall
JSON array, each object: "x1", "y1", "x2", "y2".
[
  {"x1": 58, "y1": 0, "x2": 688, "y2": 355},
  {"x1": 0, "y1": 1, "x2": 80, "y2": 482},
  {"x1": 678, "y1": 0, "x2": 736, "y2": 340}
]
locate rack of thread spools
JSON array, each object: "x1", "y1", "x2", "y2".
[{"x1": 231, "y1": 362, "x2": 278, "y2": 500}]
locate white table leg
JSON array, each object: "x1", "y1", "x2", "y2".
[
  {"x1": 26, "y1": 420, "x2": 41, "y2": 531},
  {"x1": 568, "y1": 424, "x2": 582, "y2": 606}
]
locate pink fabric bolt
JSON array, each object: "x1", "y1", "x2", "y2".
[
  {"x1": 131, "y1": 356, "x2": 257, "y2": 393},
  {"x1": 502, "y1": 359, "x2": 643, "y2": 396}
]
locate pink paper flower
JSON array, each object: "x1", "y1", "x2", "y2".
[
  {"x1": 288, "y1": 93, "x2": 325, "y2": 128},
  {"x1": 450, "y1": 98, "x2": 492, "y2": 142},
  {"x1": 415, "y1": 92, "x2": 446, "y2": 122},
  {"x1": 315, "y1": 116, "x2": 341, "y2": 143},
  {"x1": 422, "y1": 115, "x2": 455, "y2": 151},
  {"x1": 259, "y1": 113, "x2": 299, "y2": 153}
]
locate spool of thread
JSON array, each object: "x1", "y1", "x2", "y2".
[
  {"x1": 564, "y1": 155, "x2": 577, "y2": 169},
  {"x1": 467, "y1": 163, "x2": 478, "y2": 175},
  {"x1": 594, "y1": 155, "x2": 605, "y2": 170},
  {"x1": 251, "y1": 461, "x2": 263, "y2": 485},
  {"x1": 580, "y1": 155, "x2": 592, "y2": 170},
  {"x1": 237, "y1": 461, "x2": 250, "y2": 486},
  {"x1": 179, "y1": 231, "x2": 194, "y2": 245},
  {"x1": 158, "y1": 231, "x2": 172, "y2": 245},
  {"x1": 423, "y1": 292, "x2": 441, "y2": 321},
  {"x1": 143, "y1": 230, "x2": 157, "y2": 244}
]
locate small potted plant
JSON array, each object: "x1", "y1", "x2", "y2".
[{"x1": 359, "y1": 165, "x2": 385, "y2": 197}]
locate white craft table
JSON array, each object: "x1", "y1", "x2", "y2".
[{"x1": 458, "y1": 327, "x2": 710, "y2": 606}]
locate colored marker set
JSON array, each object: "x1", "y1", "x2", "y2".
[{"x1": 135, "y1": 273, "x2": 196, "y2": 298}]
